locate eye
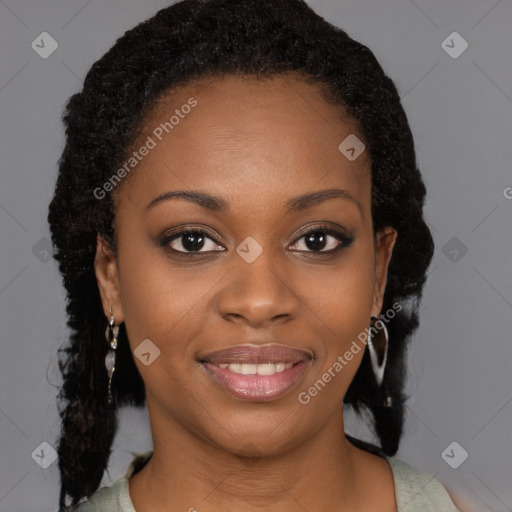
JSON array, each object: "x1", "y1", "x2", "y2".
[
  {"x1": 159, "y1": 224, "x2": 354, "y2": 256},
  {"x1": 160, "y1": 229, "x2": 225, "y2": 254},
  {"x1": 289, "y1": 225, "x2": 354, "y2": 254}
]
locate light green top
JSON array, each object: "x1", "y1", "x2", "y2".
[{"x1": 68, "y1": 451, "x2": 461, "y2": 511}]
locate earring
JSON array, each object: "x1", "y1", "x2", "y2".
[
  {"x1": 105, "y1": 307, "x2": 119, "y2": 408},
  {"x1": 368, "y1": 316, "x2": 393, "y2": 407}
]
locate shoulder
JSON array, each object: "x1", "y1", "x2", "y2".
[
  {"x1": 64, "y1": 451, "x2": 153, "y2": 512},
  {"x1": 385, "y1": 455, "x2": 461, "y2": 512},
  {"x1": 64, "y1": 478, "x2": 128, "y2": 512}
]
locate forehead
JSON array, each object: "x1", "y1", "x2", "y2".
[{"x1": 115, "y1": 73, "x2": 371, "y2": 214}]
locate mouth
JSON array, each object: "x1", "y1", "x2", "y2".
[{"x1": 199, "y1": 344, "x2": 313, "y2": 402}]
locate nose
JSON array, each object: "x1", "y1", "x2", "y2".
[{"x1": 215, "y1": 248, "x2": 300, "y2": 328}]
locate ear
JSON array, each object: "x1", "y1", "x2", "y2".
[
  {"x1": 371, "y1": 226, "x2": 397, "y2": 318},
  {"x1": 94, "y1": 233, "x2": 124, "y2": 324}
]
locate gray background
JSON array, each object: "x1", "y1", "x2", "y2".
[{"x1": 0, "y1": 0, "x2": 511, "y2": 510}]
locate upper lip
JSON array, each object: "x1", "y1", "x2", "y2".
[{"x1": 201, "y1": 344, "x2": 314, "y2": 365}]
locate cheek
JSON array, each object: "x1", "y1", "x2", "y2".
[
  {"x1": 294, "y1": 244, "x2": 376, "y2": 411},
  {"x1": 307, "y1": 241, "x2": 375, "y2": 378},
  {"x1": 116, "y1": 248, "x2": 212, "y2": 413},
  {"x1": 321, "y1": 244, "x2": 375, "y2": 330},
  {"x1": 115, "y1": 230, "x2": 204, "y2": 361}
]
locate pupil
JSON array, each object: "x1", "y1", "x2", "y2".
[
  {"x1": 306, "y1": 232, "x2": 326, "y2": 251},
  {"x1": 183, "y1": 233, "x2": 205, "y2": 251}
]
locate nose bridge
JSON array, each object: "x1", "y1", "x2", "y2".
[{"x1": 216, "y1": 240, "x2": 299, "y2": 326}]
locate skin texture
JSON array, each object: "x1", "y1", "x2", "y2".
[{"x1": 94, "y1": 74, "x2": 398, "y2": 512}]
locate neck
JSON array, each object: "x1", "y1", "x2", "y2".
[{"x1": 129, "y1": 404, "x2": 376, "y2": 512}]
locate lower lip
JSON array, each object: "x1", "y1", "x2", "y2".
[{"x1": 202, "y1": 360, "x2": 311, "y2": 402}]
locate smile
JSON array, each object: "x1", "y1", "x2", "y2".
[
  {"x1": 216, "y1": 362, "x2": 294, "y2": 375},
  {"x1": 202, "y1": 361, "x2": 310, "y2": 401},
  {"x1": 200, "y1": 344, "x2": 313, "y2": 402}
]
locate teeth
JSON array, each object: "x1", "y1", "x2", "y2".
[{"x1": 219, "y1": 362, "x2": 294, "y2": 375}]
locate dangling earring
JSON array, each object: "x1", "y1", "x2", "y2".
[
  {"x1": 105, "y1": 307, "x2": 119, "y2": 408},
  {"x1": 368, "y1": 316, "x2": 393, "y2": 407}
]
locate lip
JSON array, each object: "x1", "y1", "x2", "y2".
[
  {"x1": 202, "y1": 360, "x2": 311, "y2": 402},
  {"x1": 200, "y1": 344, "x2": 314, "y2": 365},
  {"x1": 200, "y1": 344, "x2": 314, "y2": 402}
]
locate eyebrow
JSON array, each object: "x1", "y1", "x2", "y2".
[{"x1": 145, "y1": 188, "x2": 360, "y2": 213}]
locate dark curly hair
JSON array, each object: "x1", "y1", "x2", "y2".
[{"x1": 48, "y1": 0, "x2": 434, "y2": 509}]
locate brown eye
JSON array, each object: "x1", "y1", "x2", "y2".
[
  {"x1": 289, "y1": 227, "x2": 354, "y2": 254},
  {"x1": 160, "y1": 229, "x2": 225, "y2": 253}
]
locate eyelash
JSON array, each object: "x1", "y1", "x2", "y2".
[{"x1": 159, "y1": 224, "x2": 354, "y2": 257}]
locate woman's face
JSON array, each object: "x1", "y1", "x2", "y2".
[{"x1": 95, "y1": 73, "x2": 396, "y2": 457}]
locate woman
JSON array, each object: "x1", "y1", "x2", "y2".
[{"x1": 48, "y1": 0, "x2": 461, "y2": 510}]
